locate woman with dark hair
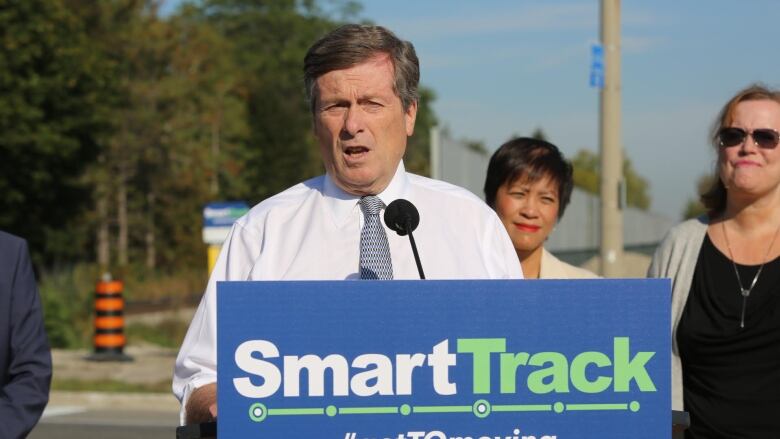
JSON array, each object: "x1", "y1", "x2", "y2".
[
  {"x1": 648, "y1": 84, "x2": 780, "y2": 438},
  {"x1": 484, "y1": 137, "x2": 596, "y2": 279}
]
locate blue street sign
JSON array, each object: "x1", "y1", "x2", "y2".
[
  {"x1": 590, "y1": 43, "x2": 604, "y2": 89},
  {"x1": 203, "y1": 202, "x2": 249, "y2": 228},
  {"x1": 202, "y1": 201, "x2": 250, "y2": 245}
]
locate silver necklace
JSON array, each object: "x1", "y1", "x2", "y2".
[{"x1": 721, "y1": 220, "x2": 780, "y2": 329}]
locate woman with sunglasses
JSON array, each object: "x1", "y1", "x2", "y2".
[
  {"x1": 648, "y1": 84, "x2": 780, "y2": 438},
  {"x1": 484, "y1": 137, "x2": 597, "y2": 279}
]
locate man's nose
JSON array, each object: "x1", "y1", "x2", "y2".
[{"x1": 343, "y1": 106, "x2": 364, "y2": 136}]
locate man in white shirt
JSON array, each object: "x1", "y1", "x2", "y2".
[{"x1": 174, "y1": 23, "x2": 523, "y2": 425}]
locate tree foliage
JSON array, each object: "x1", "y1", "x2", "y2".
[
  {"x1": 570, "y1": 149, "x2": 652, "y2": 210},
  {"x1": 1, "y1": 0, "x2": 439, "y2": 275},
  {"x1": 502, "y1": 129, "x2": 651, "y2": 209},
  {"x1": 404, "y1": 88, "x2": 438, "y2": 175},
  {"x1": 530, "y1": 127, "x2": 548, "y2": 141},
  {"x1": 682, "y1": 174, "x2": 714, "y2": 219},
  {"x1": 0, "y1": 0, "x2": 115, "y2": 265}
]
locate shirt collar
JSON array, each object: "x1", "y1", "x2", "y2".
[{"x1": 323, "y1": 161, "x2": 410, "y2": 227}]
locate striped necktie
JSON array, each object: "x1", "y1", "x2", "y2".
[{"x1": 359, "y1": 195, "x2": 393, "y2": 280}]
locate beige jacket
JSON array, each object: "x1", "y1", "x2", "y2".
[{"x1": 539, "y1": 248, "x2": 599, "y2": 279}]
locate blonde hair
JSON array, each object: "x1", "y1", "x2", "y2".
[{"x1": 701, "y1": 83, "x2": 780, "y2": 216}]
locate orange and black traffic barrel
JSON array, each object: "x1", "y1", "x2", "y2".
[{"x1": 88, "y1": 274, "x2": 133, "y2": 361}]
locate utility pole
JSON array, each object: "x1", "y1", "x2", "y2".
[{"x1": 599, "y1": 0, "x2": 624, "y2": 277}]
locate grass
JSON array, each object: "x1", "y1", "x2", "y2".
[
  {"x1": 126, "y1": 318, "x2": 190, "y2": 349},
  {"x1": 52, "y1": 378, "x2": 172, "y2": 393},
  {"x1": 39, "y1": 263, "x2": 205, "y2": 349}
]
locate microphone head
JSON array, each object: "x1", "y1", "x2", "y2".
[{"x1": 384, "y1": 199, "x2": 420, "y2": 236}]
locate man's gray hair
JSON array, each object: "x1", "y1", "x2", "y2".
[{"x1": 303, "y1": 24, "x2": 420, "y2": 113}]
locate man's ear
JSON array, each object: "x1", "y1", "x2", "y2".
[
  {"x1": 310, "y1": 86, "x2": 320, "y2": 134},
  {"x1": 405, "y1": 100, "x2": 418, "y2": 137}
]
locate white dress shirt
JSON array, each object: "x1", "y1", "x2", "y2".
[{"x1": 173, "y1": 162, "x2": 523, "y2": 422}]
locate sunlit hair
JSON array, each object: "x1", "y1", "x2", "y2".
[
  {"x1": 303, "y1": 24, "x2": 419, "y2": 114},
  {"x1": 484, "y1": 137, "x2": 574, "y2": 220},
  {"x1": 701, "y1": 83, "x2": 780, "y2": 216}
]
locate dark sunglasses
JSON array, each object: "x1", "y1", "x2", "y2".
[{"x1": 717, "y1": 127, "x2": 780, "y2": 149}]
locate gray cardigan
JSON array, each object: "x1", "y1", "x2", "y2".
[{"x1": 646, "y1": 216, "x2": 709, "y2": 411}]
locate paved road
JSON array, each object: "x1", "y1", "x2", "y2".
[
  {"x1": 30, "y1": 408, "x2": 179, "y2": 439},
  {"x1": 43, "y1": 342, "x2": 186, "y2": 438}
]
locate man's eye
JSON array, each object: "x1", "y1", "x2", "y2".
[{"x1": 322, "y1": 104, "x2": 346, "y2": 112}]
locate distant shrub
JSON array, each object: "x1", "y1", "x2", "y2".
[
  {"x1": 38, "y1": 265, "x2": 96, "y2": 348},
  {"x1": 38, "y1": 263, "x2": 204, "y2": 349},
  {"x1": 127, "y1": 318, "x2": 190, "y2": 348}
]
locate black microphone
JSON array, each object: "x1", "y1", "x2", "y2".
[{"x1": 384, "y1": 199, "x2": 425, "y2": 279}]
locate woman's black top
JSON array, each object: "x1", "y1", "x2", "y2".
[{"x1": 677, "y1": 235, "x2": 780, "y2": 438}]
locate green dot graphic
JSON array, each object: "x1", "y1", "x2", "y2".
[
  {"x1": 400, "y1": 404, "x2": 411, "y2": 416},
  {"x1": 326, "y1": 405, "x2": 338, "y2": 417},
  {"x1": 248, "y1": 403, "x2": 267, "y2": 422},
  {"x1": 629, "y1": 401, "x2": 640, "y2": 412},
  {"x1": 473, "y1": 399, "x2": 491, "y2": 418},
  {"x1": 553, "y1": 402, "x2": 565, "y2": 413}
]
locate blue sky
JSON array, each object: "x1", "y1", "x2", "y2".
[
  {"x1": 163, "y1": 0, "x2": 780, "y2": 218},
  {"x1": 356, "y1": 0, "x2": 780, "y2": 218}
]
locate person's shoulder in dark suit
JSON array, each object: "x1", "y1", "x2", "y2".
[{"x1": 0, "y1": 230, "x2": 52, "y2": 438}]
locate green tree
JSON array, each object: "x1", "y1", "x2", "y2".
[
  {"x1": 72, "y1": 0, "x2": 171, "y2": 271},
  {"x1": 0, "y1": 0, "x2": 115, "y2": 265},
  {"x1": 81, "y1": 1, "x2": 252, "y2": 272},
  {"x1": 571, "y1": 149, "x2": 600, "y2": 193},
  {"x1": 623, "y1": 158, "x2": 651, "y2": 210},
  {"x1": 148, "y1": 4, "x2": 250, "y2": 269},
  {"x1": 682, "y1": 174, "x2": 714, "y2": 219},
  {"x1": 2, "y1": 0, "x2": 440, "y2": 274},
  {"x1": 530, "y1": 127, "x2": 548, "y2": 141},
  {"x1": 570, "y1": 149, "x2": 651, "y2": 210},
  {"x1": 194, "y1": 0, "x2": 347, "y2": 203},
  {"x1": 404, "y1": 87, "x2": 438, "y2": 176}
]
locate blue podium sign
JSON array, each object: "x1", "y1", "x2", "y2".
[{"x1": 218, "y1": 279, "x2": 670, "y2": 438}]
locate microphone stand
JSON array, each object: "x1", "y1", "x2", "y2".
[{"x1": 406, "y1": 224, "x2": 425, "y2": 280}]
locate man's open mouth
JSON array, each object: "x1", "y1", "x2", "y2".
[{"x1": 344, "y1": 146, "x2": 369, "y2": 156}]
